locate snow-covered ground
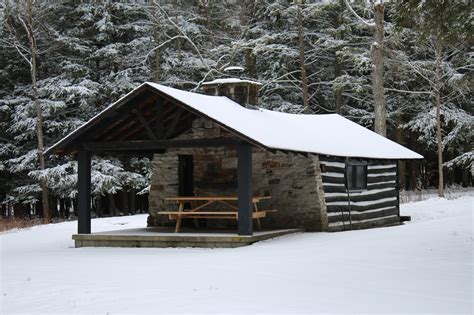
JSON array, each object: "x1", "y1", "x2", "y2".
[
  {"x1": 1, "y1": 197, "x2": 472, "y2": 314},
  {"x1": 400, "y1": 187, "x2": 474, "y2": 203}
]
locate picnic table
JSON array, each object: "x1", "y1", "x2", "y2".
[{"x1": 158, "y1": 196, "x2": 275, "y2": 233}]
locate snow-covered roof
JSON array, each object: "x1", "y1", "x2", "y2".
[
  {"x1": 147, "y1": 83, "x2": 422, "y2": 159},
  {"x1": 223, "y1": 66, "x2": 245, "y2": 72},
  {"x1": 201, "y1": 78, "x2": 262, "y2": 86},
  {"x1": 46, "y1": 82, "x2": 423, "y2": 160}
]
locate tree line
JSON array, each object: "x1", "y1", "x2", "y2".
[{"x1": 0, "y1": 0, "x2": 472, "y2": 221}]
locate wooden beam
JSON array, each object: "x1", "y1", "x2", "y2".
[
  {"x1": 164, "y1": 108, "x2": 183, "y2": 139},
  {"x1": 90, "y1": 112, "x2": 133, "y2": 141},
  {"x1": 120, "y1": 101, "x2": 173, "y2": 141},
  {"x1": 237, "y1": 144, "x2": 253, "y2": 236},
  {"x1": 77, "y1": 150, "x2": 91, "y2": 234},
  {"x1": 83, "y1": 137, "x2": 242, "y2": 152},
  {"x1": 132, "y1": 109, "x2": 158, "y2": 141},
  {"x1": 97, "y1": 95, "x2": 157, "y2": 141},
  {"x1": 90, "y1": 92, "x2": 156, "y2": 141},
  {"x1": 155, "y1": 99, "x2": 164, "y2": 139},
  {"x1": 46, "y1": 84, "x2": 152, "y2": 156},
  {"x1": 165, "y1": 112, "x2": 195, "y2": 139},
  {"x1": 103, "y1": 118, "x2": 140, "y2": 141}
]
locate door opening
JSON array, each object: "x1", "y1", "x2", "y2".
[
  {"x1": 178, "y1": 155, "x2": 197, "y2": 227},
  {"x1": 178, "y1": 155, "x2": 194, "y2": 197}
]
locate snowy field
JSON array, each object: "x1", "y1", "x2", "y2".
[
  {"x1": 1, "y1": 197, "x2": 472, "y2": 314},
  {"x1": 400, "y1": 187, "x2": 474, "y2": 203}
]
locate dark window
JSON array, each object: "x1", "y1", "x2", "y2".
[
  {"x1": 345, "y1": 162, "x2": 367, "y2": 191},
  {"x1": 320, "y1": 163, "x2": 326, "y2": 173}
]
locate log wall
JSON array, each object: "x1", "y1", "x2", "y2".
[{"x1": 319, "y1": 156, "x2": 400, "y2": 232}]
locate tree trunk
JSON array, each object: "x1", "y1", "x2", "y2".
[
  {"x1": 245, "y1": 48, "x2": 257, "y2": 79},
  {"x1": 64, "y1": 198, "x2": 71, "y2": 219},
  {"x1": 372, "y1": 3, "x2": 386, "y2": 137},
  {"x1": 395, "y1": 119, "x2": 406, "y2": 190},
  {"x1": 130, "y1": 188, "x2": 136, "y2": 215},
  {"x1": 334, "y1": 59, "x2": 343, "y2": 114},
  {"x1": 202, "y1": 3, "x2": 214, "y2": 46},
  {"x1": 108, "y1": 193, "x2": 117, "y2": 216},
  {"x1": 334, "y1": 0, "x2": 344, "y2": 114},
  {"x1": 461, "y1": 142, "x2": 470, "y2": 187},
  {"x1": 153, "y1": 17, "x2": 161, "y2": 82},
  {"x1": 59, "y1": 198, "x2": 65, "y2": 219},
  {"x1": 120, "y1": 190, "x2": 129, "y2": 215},
  {"x1": 72, "y1": 197, "x2": 78, "y2": 217},
  {"x1": 297, "y1": 2, "x2": 310, "y2": 113},
  {"x1": 435, "y1": 90, "x2": 444, "y2": 197},
  {"x1": 434, "y1": 43, "x2": 444, "y2": 198},
  {"x1": 49, "y1": 196, "x2": 58, "y2": 218},
  {"x1": 95, "y1": 196, "x2": 102, "y2": 217},
  {"x1": 461, "y1": 167, "x2": 469, "y2": 187},
  {"x1": 25, "y1": 0, "x2": 50, "y2": 221}
]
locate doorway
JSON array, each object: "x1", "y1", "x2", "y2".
[
  {"x1": 178, "y1": 155, "x2": 197, "y2": 227},
  {"x1": 178, "y1": 155, "x2": 194, "y2": 197}
]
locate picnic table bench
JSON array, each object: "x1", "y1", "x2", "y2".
[{"x1": 158, "y1": 196, "x2": 275, "y2": 233}]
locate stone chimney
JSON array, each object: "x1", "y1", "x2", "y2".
[{"x1": 200, "y1": 66, "x2": 261, "y2": 107}]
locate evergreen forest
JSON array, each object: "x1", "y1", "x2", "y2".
[{"x1": 0, "y1": 0, "x2": 472, "y2": 220}]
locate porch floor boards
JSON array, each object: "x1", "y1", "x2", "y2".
[{"x1": 72, "y1": 227, "x2": 304, "y2": 248}]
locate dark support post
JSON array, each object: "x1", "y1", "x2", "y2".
[
  {"x1": 77, "y1": 150, "x2": 91, "y2": 234},
  {"x1": 237, "y1": 144, "x2": 253, "y2": 236}
]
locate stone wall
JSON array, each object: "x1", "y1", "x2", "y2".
[
  {"x1": 148, "y1": 117, "x2": 328, "y2": 231},
  {"x1": 250, "y1": 150, "x2": 328, "y2": 231}
]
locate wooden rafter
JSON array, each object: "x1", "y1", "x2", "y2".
[
  {"x1": 91, "y1": 93, "x2": 156, "y2": 141},
  {"x1": 103, "y1": 118, "x2": 140, "y2": 141},
  {"x1": 164, "y1": 108, "x2": 183, "y2": 139},
  {"x1": 45, "y1": 84, "x2": 263, "y2": 156},
  {"x1": 120, "y1": 101, "x2": 174, "y2": 141},
  {"x1": 155, "y1": 99, "x2": 164, "y2": 139},
  {"x1": 132, "y1": 108, "x2": 158, "y2": 141},
  {"x1": 165, "y1": 112, "x2": 195, "y2": 139},
  {"x1": 103, "y1": 102, "x2": 155, "y2": 141},
  {"x1": 91, "y1": 112, "x2": 132, "y2": 141}
]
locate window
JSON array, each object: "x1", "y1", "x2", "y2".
[{"x1": 345, "y1": 161, "x2": 367, "y2": 191}]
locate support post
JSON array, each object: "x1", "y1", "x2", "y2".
[
  {"x1": 77, "y1": 150, "x2": 91, "y2": 234},
  {"x1": 237, "y1": 144, "x2": 253, "y2": 236}
]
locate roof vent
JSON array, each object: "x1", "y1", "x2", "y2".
[{"x1": 201, "y1": 66, "x2": 261, "y2": 107}]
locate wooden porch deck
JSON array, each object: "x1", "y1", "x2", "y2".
[{"x1": 72, "y1": 227, "x2": 304, "y2": 248}]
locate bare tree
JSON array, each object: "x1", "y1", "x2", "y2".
[
  {"x1": 296, "y1": 1, "x2": 310, "y2": 113},
  {"x1": 344, "y1": 0, "x2": 386, "y2": 136},
  {"x1": 144, "y1": 1, "x2": 210, "y2": 72},
  {"x1": 3, "y1": 0, "x2": 50, "y2": 220}
]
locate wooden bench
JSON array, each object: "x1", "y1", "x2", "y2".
[{"x1": 158, "y1": 196, "x2": 275, "y2": 233}]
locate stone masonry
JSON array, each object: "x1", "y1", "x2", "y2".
[{"x1": 148, "y1": 117, "x2": 328, "y2": 231}]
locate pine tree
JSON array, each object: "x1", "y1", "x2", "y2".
[
  {"x1": 2, "y1": 0, "x2": 54, "y2": 219},
  {"x1": 392, "y1": 0, "x2": 472, "y2": 196}
]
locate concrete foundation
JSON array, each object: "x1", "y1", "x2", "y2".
[{"x1": 72, "y1": 228, "x2": 304, "y2": 248}]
